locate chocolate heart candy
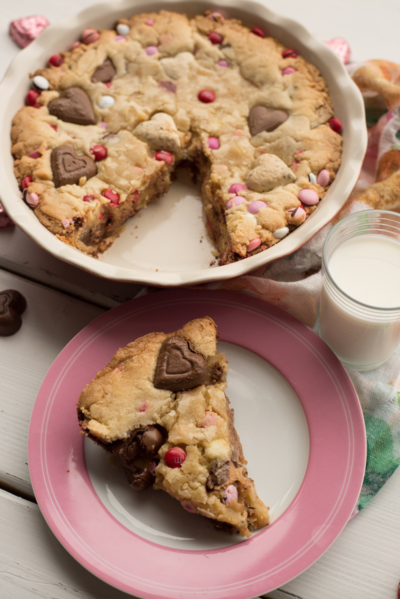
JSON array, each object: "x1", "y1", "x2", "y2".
[
  {"x1": 48, "y1": 87, "x2": 96, "y2": 126},
  {"x1": 154, "y1": 336, "x2": 208, "y2": 391},
  {"x1": 91, "y1": 58, "x2": 116, "y2": 84},
  {"x1": 248, "y1": 105, "x2": 288, "y2": 136},
  {"x1": 0, "y1": 289, "x2": 27, "y2": 336},
  {"x1": 51, "y1": 144, "x2": 97, "y2": 187}
]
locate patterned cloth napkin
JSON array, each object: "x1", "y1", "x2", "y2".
[{"x1": 207, "y1": 52, "x2": 400, "y2": 514}]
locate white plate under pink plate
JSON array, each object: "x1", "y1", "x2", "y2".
[{"x1": 28, "y1": 290, "x2": 366, "y2": 598}]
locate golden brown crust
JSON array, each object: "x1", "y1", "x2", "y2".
[{"x1": 12, "y1": 10, "x2": 341, "y2": 263}]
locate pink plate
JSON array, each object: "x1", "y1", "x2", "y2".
[{"x1": 28, "y1": 290, "x2": 366, "y2": 599}]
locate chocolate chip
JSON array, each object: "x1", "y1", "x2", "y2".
[
  {"x1": 206, "y1": 461, "x2": 230, "y2": 491},
  {"x1": 91, "y1": 58, "x2": 116, "y2": 84},
  {"x1": 159, "y1": 81, "x2": 177, "y2": 93},
  {"x1": 0, "y1": 289, "x2": 27, "y2": 336},
  {"x1": 154, "y1": 336, "x2": 208, "y2": 392},
  {"x1": 48, "y1": 87, "x2": 96, "y2": 126},
  {"x1": 51, "y1": 144, "x2": 97, "y2": 188},
  {"x1": 248, "y1": 105, "x2": 288, "y2": 136},
  {"x1": 138, "y1": 427, "x2": 164, "y2": 454},
  {"x1": 129, "y1": 468, "x2": 155, "y2": 492}
]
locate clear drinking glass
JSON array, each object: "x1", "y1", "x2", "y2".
[{"x1": 319, "y1": 210, "x2": 400, "y2": 371}]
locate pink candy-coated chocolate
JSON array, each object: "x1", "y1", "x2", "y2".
[
  {"x1": 208, "y1": 12, "x2": 224, "y2": 22},
  {"x1": 251, "y1": 27, "x2": 265, "y2": 38},
  {"x1": 325, "y1": 37, "x2": 351, "y2": 65},
  {"x1": 100, "y1": 121, "x2": 108, "y2": 129},
  {"x1": 103, "y1": 189, "x2": 120, "y2": 205},
  {"x1": 198, "y1": 89, "x2": 215, "y2": 103},
  {"x1": 26, "y1": 89, "x2": 40, "y2": 106},
  {"x1": 114, "y1": 35, "x2": 126, "y2": 42},
  {"x1": 145, "y1": 18, "x2": 154, "y2": 26},
  {"x1": 9, "y1": 16, "x2": 49, "y2": 48},
  {"x1": 150, "y1": 461, "x2": 157, "y2": 472},
  {"x1": 70, "y1": 41, "x2": 80, "y2": 50},
  {"x1": 282, "y1": 49, "x2": 297, "y2": 58},
  {"x1": 48, "y1": 54, "x2": 64, "y2": 67},
  {"x1": 282, "y1": 67, "x2": 296, "y2": 75},
  {"x1": 229, "y1": 183, "x2": 247, "y2": 194},
  {"x1": 217, "y1": 60, "x2": 229, "y2": 67},
  {"x1": 248, "y1": 200, "x2": 267, "y2": 214},
  {"x1": 82, "y1": 195, "x2": 94, "y2": 202},
  {"x1": 208, "y1": 31, "x2": 223, "y2": 44},
  {"x1": 28, "y1": 150, "x2": 41, "y2": 159},
  {"x1": 145, "y1": 45, "x2": 158, "y2": 56},
  {"x1": 139, "y1": 404, "x2": 146, "y2": 412},
  {"x1": 22, "y1": 176, "x2": 32, "y2": 190},
  {"x1": 247, "y1": 238, "x2": 261, "y2": 252},
  {"x1": 199, "y1": 411, "x2": 218, "y2": 428},
  {"x1": 90, "y1": 144, "x2": 107, "y2": 161},
  {"x1": 317, "y1": 169, "x2": 330, "y2": 187},
  {"x1": 25, "y1": 192, "x2": 39, "y2": 208},
  {"x1": 155, "y1": 151, "x2": 174, "y2": 165},
  {"x1": 50, "y1": 125, "x2": 57, "y2": 132},
  {"x1": 181, "y1": 501, "x2": 197, "y2": 513},
  {"x1": 298, "y1": 189, "x2": 319, "y2": 205},
  {"x1": 164, "y1": 447, "x2": 186, "y2": 468},
  {"x1": 287, "y1": 206, "x2": 306, "y2": 224},
  {"x1": 329, "y1": 117, "x2": 342, "y2": 134},
  {"x1": 224, "y1": 485, "x2": 238, "y2": 504},
  {"x1": 62, "y1": 219, "x2": 70, "y2": 228},
  {"x1": 226, "y1": 196, "x2": 245, "y2": 209},
  {"x1": 81, "y1": 28, "x2": 100, "y2": 44},
  {"x1": 0, "y1": 202, "x2": 14, "y2": 227},
  {"x1": 208, "y1": 137, "x2": 220, "y2": 150}
]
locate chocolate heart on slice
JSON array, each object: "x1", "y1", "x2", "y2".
[
  {"x1": 0, "y1": 289, "x2": 27, "y2": 336},
  {"x1": 51, "y1": 144, "x2": 97, "y2": 188},
  {"x1": 48, "y1": 87, "x2": 96, "y2": 126},
  {"x1": 248, "y1": 105, "x2": 288, "y2": 136},
  {"x1": 91, "y1": 58, "x2": 116, "y2": 84},
  {"x1": 154, "y1": 336, "x2": 208, "y2": 391}
]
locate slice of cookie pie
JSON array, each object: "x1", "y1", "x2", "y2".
[{"x1": 77, "y1": 316, "x2": 269, "y2": 537}]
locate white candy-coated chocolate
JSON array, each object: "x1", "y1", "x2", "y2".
[
  {"x1": 116, "y1": 23, "x2": 130, "y2": 36},
  {"x1": 99, "y1": 95, "x2": 115, "y2": 109},
  {"x1": 32, "y1": 75, "x2": 49, "y2": 90},
  {"x1": 273, "y1": 226, "x2": 290, "y2": 239}
]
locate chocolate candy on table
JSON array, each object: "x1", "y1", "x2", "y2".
[
  {"x1": 154, "y1": 336, "x2": 208, "y2": 391},
  {"x1": 248, "y1": 105, "x2": 288, "y2": 136},
  {"x1": 0, "y1": 290, "x2": 27, "y2": 336},
  {"x1": 51, "y1": 144, "x2": 97, "y2": 188},
  {"x1": 91, "y1": 58, "x2": 116, "y2": 84},
  {"x1": 48, "y1": 87, "x2": 96, "y2": 126}
]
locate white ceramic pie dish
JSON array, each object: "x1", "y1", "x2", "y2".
[{"x1": 0, "y1": 0, "x2": 367, "y2": 286}]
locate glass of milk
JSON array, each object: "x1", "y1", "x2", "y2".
[{"x1": 319, "y1": 210, "x2": 400, "y2": 371}]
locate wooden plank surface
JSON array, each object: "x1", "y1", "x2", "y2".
[{"x1": 0, "y1": 269, "x2": 103, "y2": 499}]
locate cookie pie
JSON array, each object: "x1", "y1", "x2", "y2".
[
  {"x1": 11, "y1": 10, "x2": 342, "y2": 264},
  {"x1": 77, "y1": 316, "x2": 270, "y2": 537}
]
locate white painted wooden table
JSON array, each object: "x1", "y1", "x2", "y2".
[{"x1": 1, "y1": 1, "x2": 400, "y2": 597}]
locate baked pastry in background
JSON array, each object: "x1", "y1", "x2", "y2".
[
  {"x1": 11, "y1": 10, "x2": 342, "y2": 264},
  {"x1": 77, "y1": 316, "x2": 270, "y2": 537}
]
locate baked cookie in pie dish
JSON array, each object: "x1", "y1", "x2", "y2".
[
  {"x1": 77, "y1": 316, "x2": 270, "y2": 537},
  {"x1": 11, "y1": 10, "x2": 342, "y2": 265}
]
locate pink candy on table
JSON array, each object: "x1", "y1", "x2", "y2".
[
  {"x1": 198, "y1": 89, "x2": 216, "y2": 103},
  {"x1": 329, "y1": 117, "x2": 342, "y2": 134},
  {"x1": 317, "y1": 169, "x2": 330, "y2": 186},
  {"x1": 325, "y1": 37, "x2": 351, "y2": 65},
  {"x1": 208, "y1": 31, "x2": 223, "y2": 44},
  {"x1": 48, "y1": 54, "x2": 64, "y2": 67},
  {"x1": 103, "y1": 189, "x2": 120, "y2": 205},
  {"x1": 164, "y1": 447, "x2": 186, "y2": 468},
  {"x1": 298, "y1": 189, "x2": 319, "y2": 205},
  {"x1": 229, "y1": 183, "x2": 247, "y2": 194},
  {"x1": 25, "y1": 192, "x2": 39, "y2": 208},
  {"x1": 70, "y1": 41, "x2": 81, "y2": 50},
  {"x1": 248, "y1": 200, "x2": 267, "y2": 214},
  {"x1": 155, "y1": 151, "x2": 174, "y2": 165},
  {"x1": 81, "y1": 28, "x2": 100, "y2": 44},
  {"x1": 90, "y1": 144, "x2": 107, "y2": 161},
  {"x1": 22, "y1": 176, "x2": 32, "y2": 190},
  {"x1": 207, "y1": 137, "x2": 220, "y2": 150},
  {"x1": 26, "y1": 90, "x2": 40, "y2": 106},
  {"x1": 217, "y1": 60, "x2": 229, "y2": 67},
  {"x1": 287, "y1": 206, "x2": 306, "y2": 223},
  {"x1": 251, "y1": 27, "x2": 265, "y2": 38},
  {"x1": 247, "y1": 238, "x2": 261, "y2": 252},
  {"x1": 282, "y1": 67, "x2": 296, "y2": 75},
  {"x1": 0, "y1": 203, "x2": 14, "y2": 227},
  {"x1": 9, "y1": 16, "x2": 50, "y2": 48},
  {"x1": 145, "y1": 18, "x2": 154, "y2": 26},
  {"x1": 145, "y1": 45, "x2": 158, "y2": 56},
  {"x1": 223, "y1": 485, "x2": 238, "y2": 503},
  {"x1": 282, "y1": 49, "x2": 297, "y2": 58},
  {"x1": 226, "y1": 196, "x2": 245, "y2": 209}
]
